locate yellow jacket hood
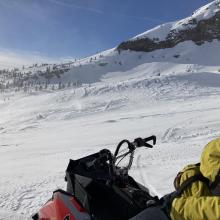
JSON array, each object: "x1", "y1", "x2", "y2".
[{"x1": 200, "y1": 138, "x2": 220, "y2": 183}]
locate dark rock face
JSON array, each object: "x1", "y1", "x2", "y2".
[{"x1": 117, "y1": 11, "x2": 220, "y2": 52}]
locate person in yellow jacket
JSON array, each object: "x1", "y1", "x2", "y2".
[{"x1": 170, "y1": 138, "x2": 220, "y2": 220}]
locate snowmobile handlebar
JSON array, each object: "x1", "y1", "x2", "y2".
[
  {"x1": 114, "y1": 135, "x2": 156, "y2": 157},
  {"x1": 85, "y1": 136, "x2": 156, "y2": 177},
  {"x1": 112, "y1": 135, "x2": 156, "y2": 173}
]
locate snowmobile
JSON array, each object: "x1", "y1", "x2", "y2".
[{"x1": 32, "y1": 135, "x2": 170, "y2": 220}]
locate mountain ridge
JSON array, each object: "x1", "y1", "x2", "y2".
[
  {"x1": 1, "y1": 0, "x2": 220, "y2": 91},
  {"x1": 118, "y1": 0, "x2": 220, "y2": 52}
]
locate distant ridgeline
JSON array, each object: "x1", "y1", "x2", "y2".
[
  {"x1": 1, "y1": 1, "x2": 220, "y2": 94},
  {"x1": 118, "y1": 6, "x2": 220, "y2": 52}
]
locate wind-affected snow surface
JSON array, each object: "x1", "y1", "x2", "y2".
[{"x1": 1, "y1": 42, "x2": 220, "y2": 218}]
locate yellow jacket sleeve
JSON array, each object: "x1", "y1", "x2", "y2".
[
  {"x1": 170, "y1": 164, "x2": 218, "y2": 220},
  {"x1": 171, "y1": 196, "x2": 220, "y2": 220}
]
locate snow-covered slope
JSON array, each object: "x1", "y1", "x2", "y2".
[
  {"x1": 1, "y1": 72, "x2": 220, "y2": 218},
  {"x1": 1, "y1": 0, "x2": 220, "y2": 89},
  {"x1": 1, "y1": 1, "x2": 220, "y2": 219},
  {"x1": 119, "y1": 0, "x2": 220, "y2": 52}
]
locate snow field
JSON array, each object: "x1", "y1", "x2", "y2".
[{"x1": 1, "y1": 76, "x2": 220, "y2": 218}]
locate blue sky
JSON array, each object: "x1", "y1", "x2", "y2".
[{"x1": 0, "y1": 0, "x2": 212, "y2": 65}]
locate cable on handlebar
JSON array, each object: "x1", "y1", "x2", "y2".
[
  {"x1": 86, "y1": 136, "x2": 157, "y2": 180},
  {"x1": 114, "y1": 140, "x2": 134, "y2": 157}
]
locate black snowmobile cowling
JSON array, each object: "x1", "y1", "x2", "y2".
[{"x1": 33, "y1": 136, "x2": 170, "y2": 220}]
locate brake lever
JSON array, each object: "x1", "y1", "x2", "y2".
[{"x1": 143, "y1": 142, "x2": 153, "y2": 148}]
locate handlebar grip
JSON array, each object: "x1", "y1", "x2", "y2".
[
  {"x1": 144, "y1": 135, "x2": 156, "y2": 145},
  {"x1": 134, "y1": 136, "x2": 156, "y2": 148}
]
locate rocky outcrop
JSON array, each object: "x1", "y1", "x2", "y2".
[{"x1": 117, "y1": 11, "x2": 220, "y2": 52}]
